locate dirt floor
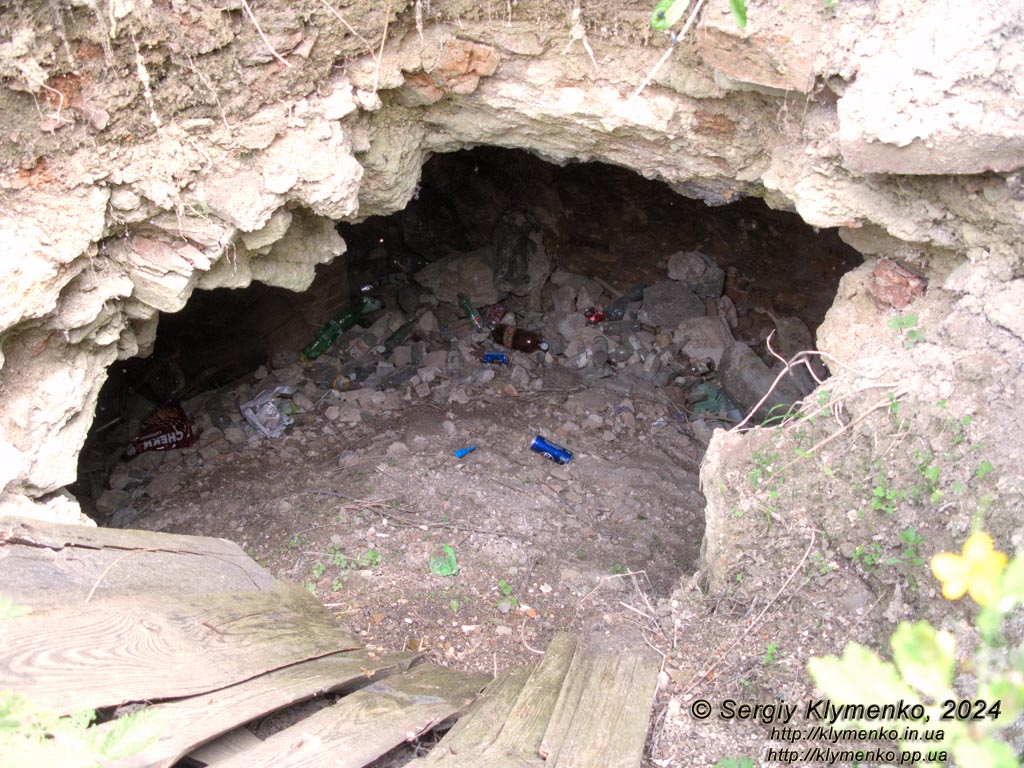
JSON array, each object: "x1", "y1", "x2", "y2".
[{"x1": 67, "y1": 149, "x2": 880, "y2": 766}]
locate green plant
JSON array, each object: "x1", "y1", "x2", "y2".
[
  {"x1": 609, "y1": 563, "x2": 627, "y2": 576},
  {"x1": 870, "y1": 465, "x2": 904, "y2": 515},
  {"x1": 976, "y1": 460, "x2": 995, "y2": 480},
  {"x1": 331, "y1": 579, "x2": 345, "y2": 592},
  {"x1": 888, "y1": 313, "x2": 925, "y2": 349},
  {"x1": 496, "y1": 579, "x2": 519, "y2": 610},
  {"x1": 0, "y1": 691, "x2": 162, "y2": 767},
  {"x1": 747, "y1": 450, "x2": 778, "y2": 491},
  {"x1": 853, "y1": 542, "x2": 883, "y2": 570},
  {"x1": 328, "y1": 545, "x2": 347, "y2": 567},
  {"x1": 714, "y1": 758, "x2": 754, "y2": 768},
  {"x1": 429, "y1": 545, "x2": 459, "y2": 577},
  {"x1": 449, "y1": 599, "x2": 461, "y2": 615},
  {"x1": 287, "y1": 534, "x2": 305, "y2": 550},
  {"x1": 890, "y1": 527, "x2": 925, "y2": 568},
  {"x1": 810, "y1": 532, "x2": 1024, "y2": 766},
  {"x1": 311, "y1": 562, "x2": 326, "y2": 579},
  {"x1": 762, "y1": 642, "x2": 779, "y2": 666},
  {"x1": 0, "y1": 597, "x2": 29, "y2": 620},
  {"x1": 358, "y1": 549, "x2": 382, "y2": 567}
]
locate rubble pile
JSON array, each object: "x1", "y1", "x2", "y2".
[{"x1": 93, "y1": 238, "x2": 823, "y2": 526}]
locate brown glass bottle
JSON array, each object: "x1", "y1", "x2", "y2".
[{"x1": 491, "y1": 324, "x2": 549, "y2": 353}]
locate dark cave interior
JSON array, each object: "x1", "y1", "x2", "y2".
[{"x1": 76, "y1": 146, "x2": 862, "y2": 511}]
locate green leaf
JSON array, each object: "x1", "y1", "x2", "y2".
[
  {"x1": 808, "y1": 643, "x2": 917, "y2": 706},
  {"x1": 429, "y1": 544, "x2": 459, "y2": 577},
  {"x1": 728, "y1": 0, "x2": 747, "y2": 28},
  {"x1": 998, "y1": 555, "x2": 1024, "y2": 607},
  {"x1": 651, "y1": 0, "x2": 691, "y2": 30},
  {"x1": 887, "y1": 313, "x2": 919, "y2": 331},
  {"x1": 0, "y1": 597, "x2": 29, "y2": 620},
  {"x1": 952, "y1": 737, "x2": 1018, "y2": 768},
  {"x1": 976, "y1": 605, "x2": 1004, "y2": 645},
  {"x1": 978, "y1": 678, "x2": 1023, "y2": 725},
  {"x1": 890, "y1": 621, "x2": 955, "y2": 699},
  {"x1": 92, "y1": 710, "x2": 163, "y2": 759},
  {"x1": 975, "y1": 460, "x2": 994, "y2": 479}
]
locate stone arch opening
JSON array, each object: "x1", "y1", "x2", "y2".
[{"x1": 74, "y1": 146, "x2": 861, "y2": 607}]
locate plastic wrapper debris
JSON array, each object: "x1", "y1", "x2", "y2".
[
  {"x1": 124, "y1": 403, "x2": 195, "y2": 459},
  {"x1": 241, "y1": 385, "x2": 297, "y2": 438}
]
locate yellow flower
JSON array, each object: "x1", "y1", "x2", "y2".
[{"x1": 930, "y1": 532, "x2": 1008, "y2": 606}]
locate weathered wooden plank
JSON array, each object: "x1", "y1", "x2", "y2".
[
  {"x1": 0, "y1": 515, "x2": 275, "y2": 609},
  {"x1": 188, "y1": 727, "x2": 263, "y2": 765},
  {"x1": 541, "y1": 651, "x2": 660, "y2": 768},
  {"x1": 488, "y1": 632, "x2": 577, "y2": 762},
  {"x1": 420, "y1": 665, "x2": 533, "y2": 764},
  {"x1": 0, "y1": 583, "x2": 361, "y2": 713},
  {"x1": 101, "y1": 649, "x2": 420, "y2": 768},
  {"x1": 210, "y1": 663, "x2": 491, "y2": 768}
]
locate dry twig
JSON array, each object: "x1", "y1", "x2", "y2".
[
  {"x1": 240, "y1": 0, "x2": 292, "y2": 68},
  {"x1": 680, "y1": 530, "x2": 817, "y2": 696}
]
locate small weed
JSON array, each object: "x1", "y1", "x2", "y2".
[
  {"x1": 809, "y1": 552, "x2": 834, "y2": 576},
  {"x1": 762, "y1": 642, "x2": 779, "y2": 666},
  {"x1": 288, "y1": 535, "x2": 305, "y2": 549},
  {"x1": 888, "y1": 527, "x2": 924, "y2": 568},
  {"x1": 311, "y1": 562, "x2": 326, "y2": 579},
  {"x1": 975, "y1": 460, "x2": 994, "y2": 480},
  {"x1": 576, "y1": 549, "x2": 587, "y2": 560},
  {"x1": 853, "y1": 543, "x2": 883, "y2": 569},
  {"x1": 329, "y1": 545, "x2": 347, "y2": 567},
  {"x1": 715, "y1": 758, "x2": 755, "y2": 768},
  {"x1": 302, "y1": 581, "x2": 317, "y2": 595},
  {"x1": 358, "y1": 549, "x2": 382, "y2": 568},
  {"x1": 870, "y1": 465, "x2": 903, "y2": 515},
  {"x1": 748, "y1": 450, "x2": 779, "y2": 490},
  {"x1": 429, "y1": 545, "x2": 459, "y2": 577},
  {"x1": 887, "y1": 313, "x2": 925, "y2": 348},
  {"x1": 609, "y1": 563, "x2": 627, "y2": 576},
  {"x1": 331, "y1": 578, "x2": 345, "y2": 592},
  {"x1": 496, "y1": 579, "x2": 519, "y2": 610}
]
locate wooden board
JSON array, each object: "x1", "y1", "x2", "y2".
[
  {"x1": 489, "y1": 632, "x2": 577, "y2": 762},
  {"x1": 188, "y1": 728, "x2": 263, "y2": 765},
  {"x1": 210, "y1": 663, "x2": 491, "y2": 768},
  {"x1": 0, "y1": 515, "x2": 275, "y2": 609},
  {"x1": 101, "y1": 649, "x2": 419, "y2": 768},
  {"x1": 0, "y1": 583, "x2": 362, "y2": 713},
  {"x1": 420, "y1": 665, "x2": 533, "y2": 764},
  {"x1": 540, "y1": 651, "x2": 660, "y2": 768}
]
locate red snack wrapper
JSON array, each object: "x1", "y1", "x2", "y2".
[{"x1": 124, "y1": 403, "x2": 195, "y2": 459}]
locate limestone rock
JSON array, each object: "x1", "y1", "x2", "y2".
[
  {"x1": 0, "y1": 186, "x2": 109, "y2": 336},
  {"x1": 698, "y1": 0, "x2": 820, "y2": 93},
  {"x1": 240, "y1": 208, "x2": 294, "y2": 252},
  {"x1": 491, "y1": 211, "x2": 552, "y2": 298},
  {"x1": 414, "y1": 247, "x2": 500, "y2": 306},
  {"x1": 837, "y1": 1, "x2": 1024, "y2": 174},
  {"x1": 674, "y1": 316, "x2": 735, "y2": 368},
  {"x1": 717, "y1": 342, "x2": 804, "y2": 420},
  {"x1": 95, "y1": 489, "x2": 129, "y2": 516},
  {"x1": 667, "y1": 250, "x2": 725, "y2": 298},
  {"x1": 639, "y1": 281, "x2": 705, "y2": 328},
  {"x1": 867, "y1": 258, "x2": 927, "y2": 310}
]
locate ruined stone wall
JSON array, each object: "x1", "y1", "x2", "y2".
[{"x1": 0, "y1": 0, "x2": 1022, "y2": 531}]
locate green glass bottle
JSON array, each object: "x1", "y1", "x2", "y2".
[
  {"x1": 458, "y1": 293, "x2": 486, "y2": 331},
  {"x1": 300, "y1": 297, "x2": 379, "y2": 362}
]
